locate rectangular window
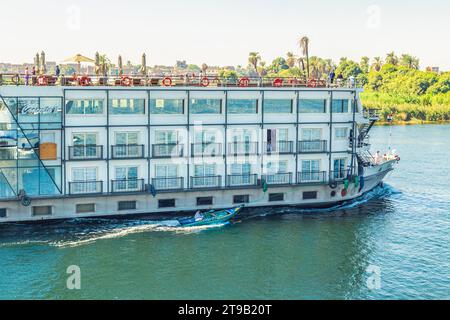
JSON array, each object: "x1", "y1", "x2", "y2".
[
  {"x1": 269, "y1": 193, "x2": 284, "y2": 202},
  {"x1": 333, "y1": 158, "x2": 347, "y2": 179},
  {"x1": 233, "y1": 195, "x2": 249, "y2": 204},
  {"x1": 115, "y1": 166, "x2": 138, "y2": 180},
  {"x1": 227, "y1": 99, "x2": 257, "y2": 114},
  {"x1": 190, "y1": 99, "x2": 221, "y2": 114},
  {"x1": 299, "y1": 99, "x2": 326, "y2": 113},
  {"x1": 72, "y1": 167, "x2": 97, "y2": 181},
  {"x1": 155, "y1": 164, "x2": 178, "y2": 178},
  {"x1": 331, "y1": 100, "x2": 348, "y2": 113},
  {"x1": 115, "y1": 132, "x2": 139, "y2": 145},
  {"x1": 110, "y1": 99, "x2": 145, "y2": 115},
  {"x1": 66, "y1": 100, "x2": 104, "y2": 115},
  {"x1": 155, "y1": 130, "x2": 178, "y2": 144},
  {"x1": 303, "y1": 191, "x2": 318, "y2": 200},
  {"x1": 0, "y1": 208, "x2": 6, "y2": 218},
  {"x1": 118, "y1": 201, "x2": 137, "y2": 211},
  {"x1": 73, "y1": 132, "x2": 97, "y2": 145},
  {"x1": 32, "y1": 206, "x2": 52, "y2": 216},
  {"x1": 264, "y1": 99, "x2": 292, "y2": 113},
  {"x1": 150, "y1": 99, "x2": 184, "y2": 114},
  {"x1": 335, "y1": 127, "x2": 348, "y2": 139},
  {"x1": 265, "y1": 160, "x2": 288, "y2": 174},
  {"x1": 158, "y1": 199, "x2": 176, "y2": 208},
  {"x1": 301, "y1": 128, "x2": 321, "y2": 140},
  {"x1": 76, "y1": 203, "x2": 95, "y2": 214},
  {"x1": 195, "y1": 163, "x2": 216, "y2": 176},
  {"x1": 197, "y1": 196, "x2": 213, "y2": 206}
]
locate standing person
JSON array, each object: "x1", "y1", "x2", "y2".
[
  {"x1": 349, "y1": 75, "x2": 355, "y2": 87},
  {"x1": 31, "y1": 66, "x2": 36, "y2": 85},
  {"x1": 24, "y1": 67, "x2": 30, "y2": 86},
  {"x1": 329, "y1": 70, "x2": 335, "y2": 86},
  {"x1": 55, "y1": 65, "x2": 61, "y2": 77},
  {"x1": 336, "y1": 73, "x2": 343, "y2": 87}
]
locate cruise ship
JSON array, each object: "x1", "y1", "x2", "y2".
[{"x1": 0, "y1": 73, "x2": 399, "y2": 223}]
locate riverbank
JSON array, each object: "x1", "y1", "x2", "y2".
[{"x1": 374, "y1": 120, "x2": 450, "y2": 126}]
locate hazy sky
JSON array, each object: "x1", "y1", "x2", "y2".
[{"x1": 0, "y1": 0, "x2": 449, "y2": 70}]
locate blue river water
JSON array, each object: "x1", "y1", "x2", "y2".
[{"x1": 0, "y1": 124, "x2": 449, "y2": 299}]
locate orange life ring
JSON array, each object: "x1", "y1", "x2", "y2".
[
  {"x1": 121, "y1": 76, "x2": 132, "y2": 87},
  {"x1": 79, "y1": 76, "x2": 91, "y2": 86},
  {"x1": 37, "y1": 75, "x2": 47, "y2": 86},
  {"x1": 273, "y1": 78, "x2": 283, "y2": 87},
  {"x1": 162, "y1": 77, "x2": 172, "y2": 86},
  {"x1": 200, "y1": 77, "x2": 210, "y2": 87},
  {"x1": 238, "y1": 77, "x2": 249, "y2": 87}
]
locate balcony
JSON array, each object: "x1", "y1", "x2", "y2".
[
  {"x1": 152, "y1": 143, "x2": 184, "y2": 158},
  {"x1": 297, "y1": 140, "x2": 327, "y2": 153},
  {"x1": 329, "y1": 170, "x2": 347, "y2": 181},
  {"x1": 263, "y1": 172, "x2": 292, "y2": 185},
  {"x1": 69, "y1": 181, "x2": 103, "y2": 195},
  {"x1": 264, "y1": 141, "x2": 293, "y2": 154},
  {"x1": 228, "y1": 142, "x2": 258, "y2": 156},
  {"x1": 111, "y1": 179, "x2": 145, "y2": 193},
  {"x1": 191, "y1": 143, "x2": 222, "y2": 157},
  {"x1": 190, "y1": 175, "x2": 222, "y2": 189},
  {"x1": 152, "y1": 177, "x2": 184, "y2": 191},
  {"x1": 227, "y1": 174, "x2": 258, "y2": 187},
  {"x1": 69, "y1": 145, "x2": 103, "y2": 160},
  {"x1": 111, "y1": 145, "x2": 144, "y2": 159},
  {"x1": 297, "y1": 171, "x2": 327, "y2": 184}
]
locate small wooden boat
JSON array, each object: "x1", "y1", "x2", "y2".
[{"x1": 177, "y1": 205, "x2": 244, "y2": 227}]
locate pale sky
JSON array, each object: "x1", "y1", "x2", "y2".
[{"x1": 0, "y1": 0, "x2": 449, "y2": 70}]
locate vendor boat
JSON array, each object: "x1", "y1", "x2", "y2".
[{"x1": 177, "y1": 205, "x2": 244, "y2": 227}]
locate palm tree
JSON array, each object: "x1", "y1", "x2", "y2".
[
  {"x1": 385, "y1": 52, "x2": 398, "y2": 65},
  {"x1": 360, "y1": 56, "x2": 370, "y2": 73},
  {"x1": 248, "y1": 52, "x2": 261, "y2": 75},
  {"x1": 309, "y1": 57, "x2": 325, "y2": 79},
  {"x1": 258, "y1": 61, "x2": 267, "y2": 76},
  {"x1": 98, "y1": 54, "x2": 112, "y2": 76},
  {"x1": 286, "y1": 52, "x2": 296, "y2": 68},
  {"x1": 371, "y1": 57, "x2": 383, "y2": 71},
  {"x1": 400, "y1": 54, "x2": 420, "y2": 69},
  {"x1": 297, "y1": 57, "x2": 306, "y2": 72},
  {"x1": 298, "y1": 36, "x2": 310, "y2": 79}
]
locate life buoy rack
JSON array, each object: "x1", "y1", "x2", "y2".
[
  {"x1": 273, "y1": 78, "x2": 283, "y2": 87},
  {"x1": 37, "y1": 75, "x2": 47, "y2": 86},
  {"x1": 11, "y1": 74, "x2": 20, "y2": 85},
  {"x1": 162, "y1": 77, "x2": 172, "y2": 87},
  {"x1": 79, "y1": 76, "x2": 91, "y2": 86},
  {"x1": 238, "y1": 77, "x2": 250, "y2": 87},
  {"x1": 121, "y1": 76, "x2": 132, "y2": 87},
  {"x1": 200, "y1": 77, "x2": 210, "y2": 87}
]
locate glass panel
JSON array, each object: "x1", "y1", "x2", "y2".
[
  {"x1": 110, "y1": 99, "x2": 145, "y2": 115},
  {"x1": 301, "y1": 128, "x2": 321, "y2": 140},
  {"x1": 332, "y1": 100, "x2": 347, "y2": 113},
  {"x1": 66, "y1": 100, "x2": 104, "y2": 115},
  {"x1": 150, "y1": 99, "x2": 184, "y2": 114},
  {"x1": 190, "y1": 99, "x2": 221, "y2": 114},
  {"x1": 299, "y1": 99, "x2": 326, "y2": 113},
  {"x1": 227, "y1": 99, "x2": 257, "y2": 114},
  {"x1": 264, "y1": 99, "x2": 292, "y2": 113}
]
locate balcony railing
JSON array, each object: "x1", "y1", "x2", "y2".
[
  {"x1": 69, "y1": 181, "x2": 103, "y2": 195},
  {"x1": 297, "y1": 171, "x2": 327, "y2": 184},
  {"x1": 264, "y1": 141, "x2": 293, "y2": 154},
  {"x1": 329, "y1": 170, "x2": 347, "y2": 181},
  {"x1": 111, "y1": 179, "x2": 145, "y2": 193},
  {"x1": 111, "y1": 145, "x2": 144, "y2": 159},
  {"x1": 190, "y1": 175, "x2": 222, "y2": 189},
  {"x1": 191, "y1": 143, "x2": 222, "y2": 157},
  {"x1": 228, "y1": 142, "x2": 258, "y2": 155},
  {"x1": 227, "y1": 174, "x2": 258, "y2": 187},
  {"x1": 263, "y1": 172, "x2": 292, "y2": 185},
  {"x1": 297, "y1": 140, "x2": 327, "y2": 153},
  {"x1": 152, "y1": 143, "x2": 183, "y2": 158},
  {"x1": 69, "y1": 145, "x2": 103, "y2": 160},
  {"x1": 152, "y1": 177, "x2": 184, "y2": 191}
]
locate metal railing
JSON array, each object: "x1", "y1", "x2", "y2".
[
  {"x1": 68, "y1": 145, "x2": 103, "y2": 160},
  {"x1": 190, "y1": 175, "x2": 222, "y2": 189},
  {"x1": 226, "y1": 174, "x2": 258, "y2": 187},
  {"x1": 191, "y1": 143, "x2": 222, "y2": 157},
  {"x1": 152, "y1": 177, "x2": 184, "y2": 191},
  {"x1": 297, "y1": 171, "x2": 327, "y2": 184},
  {"x1": 111, "y1": 179, "x2": 145, "y2": 193},
  {"x1": 297, "y1": 140, "x2": 327, "y2": 153},
  {"x1": 111, "y1": 144, "x2": 144, "y2": 159},
  {"x1": 228, "y1": 142, "x2": 258, "y2": 155},
  {"x1": 152, "y1": 143, "x2": 183, "y2": 158},
  {"x1": 263, "y1": 141, "x2": 293, "y2": 154},
  {"x1": 0, "y1": 147, "x2": 17, "y2": 160},
  {"x1": 263, "y1": 172, "x2": 292, "y2": 185},
  {"x1": 69, "y1": 181, "x2": 103, "y2": 195}
]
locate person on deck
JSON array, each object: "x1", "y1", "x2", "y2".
[
  {"x1": 329, "y1": 70, "x2": 335, "y2": 85},
  {"x1": 24, "y1": 67, "x2": 30, "y2": 86},
  {"x1": 374, "y1": 151, "x2": 382, "y2": 164},
  {"x1": 55, "y1": 65, "x2": 61, "y2": 77}
]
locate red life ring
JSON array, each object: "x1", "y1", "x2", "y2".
[
  {"x1": 273, "y1": 78, "x2": 283, "y2": 87},
  {"x1": 79, "y1": 76, "x2": 91, "y2": 86},
  {"x1": 200, "y1": 77, "x2": 210, "y2": 87},
  {"x1": 37, "y1": 75, "x2": 47, "y2": 86},
  {"x1": 307, "y1": 79, "x2": 318, "y2": 88},
  {"x1": 162, "y1": 77, "x2": 172, "y2": 86},
  {"x1": 238, "y1": 77, "x2": 250, "y2": 87},
  {"x1": 341, "y1": 189, "x2": 347, "y2": 197},
  {"x1": 121, "y1": 76, "x2": 132, "y2": 87}
]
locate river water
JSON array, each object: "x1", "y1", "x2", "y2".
[{"x1": 0, "y1": 125, "x2": 449, "y2": 299}]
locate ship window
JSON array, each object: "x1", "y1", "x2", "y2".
[
  {"x1": 190, "y1": 99, "x2": 222, "y2": 114},
  {"x1": 303, "y1": 191, "x2": 317, "y2": 200},
  {"x1": 109, "y1": 99, "x2": 145, "y2": 115},
  {"x1": 269, "y1": 193, "x2": 284, "y2": 202},
  {"x1": 227, "y1": 99, "x2": 257, "y2": 114},
  {"x1": 264, "y1": 99, "x2": 293, "y2": 113},
  {"x1": 335, "y1": 127, "x2": 348, "y2": 139},
  {"x1": 76, "y1": 203, "x2": 95, "y2": 214},
  {"x1": 66, "y1": 99, "x2": 104, "y2": 115},
  {"x1": 331, "y1": 99, "x2": 348, "y2": 113},
  {"x1": 197, "y1": 196, "x2": 213, "y2": 206},
  {"x1": 118, "y1": 201, "x2": 137, "y2": 211},
  {"x1": 158, "y1": 199, "x2": 176, "y2": 208},
  {"x1": 299, "y1": 99, "x2": 326, "y2": 113},
  {"x1": 233, "y1": 195, "x2": 249, "y2": 204},
  {"x1": 150, "y1": 99, "x2": 184, "y2": 114},
  {"x1": 0, "y1": 208, "x2": 6, "y2": 218},
  {"x1": 32, "y1": 206, "x2": 52, "y2": 216}
]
